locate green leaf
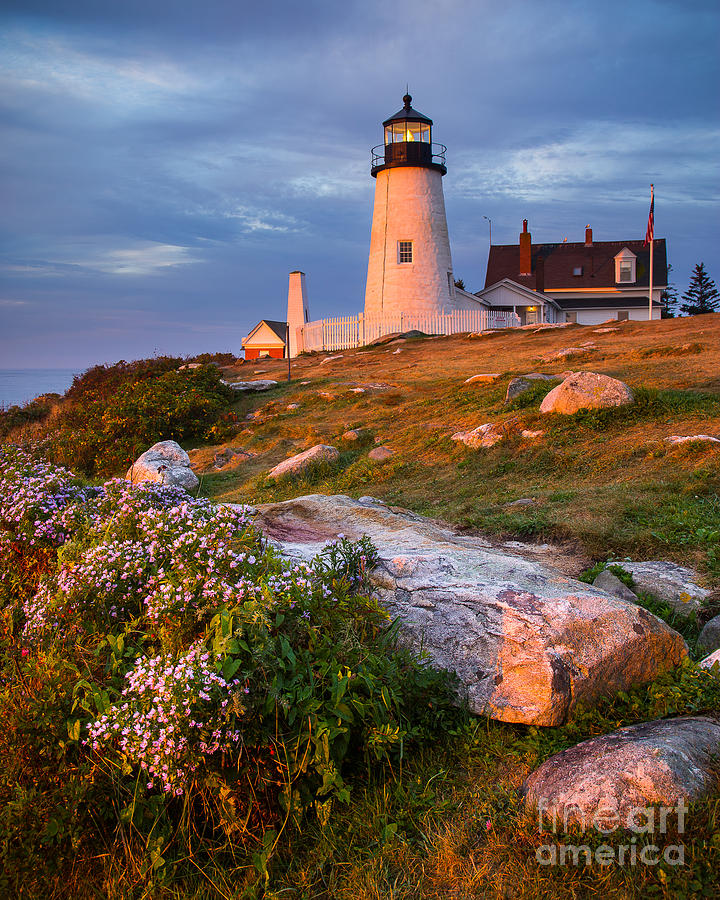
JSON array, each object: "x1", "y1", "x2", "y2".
[{"x1": 66, "y1": 719, "x2": 81, "y2": 742}]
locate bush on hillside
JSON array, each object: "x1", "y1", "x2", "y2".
[
  {"x1": 0, "y1": 448, "x2": 461, "y2": 896},
  {"x1": 0, "y1": 395, "x2": 59, "y2": 440},
  {"x1": 187, "y1": 351, "x2": 237, "y2": 366},
  {"x1": 47, "y1": 365, "x2": 236, "y2": 476},
  {"x1": 64, "y1": 357, "x2": 182, "y2": 403}
]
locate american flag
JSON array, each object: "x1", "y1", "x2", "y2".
[{"x1": 644, "y1": 186, "x2": 654, "y2": 246}]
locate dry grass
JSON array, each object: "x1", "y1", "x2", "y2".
[{"x1": 194, "y1": 314, "x2": 720, "y2": 583}]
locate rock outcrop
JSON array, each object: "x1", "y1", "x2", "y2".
[
  {"x1": 223, "y1": 380, "x2": 278, "y2": 392},
  {"x1": 464, "y1": 373, "x2": 502, "y2": 385},
  {"x1": 268, "y1": 445, "x2": 339, "y2": 480},
  {"x1": 666, "y1": 434, "x2": 720, "y2": 445},
  {"x1": 126, "y1": 441, "x2": 199, "y2": 491},
  {"x1": 368, "y1": 446, "x2": 393, "y2": 462},
  {"x1": 248, "y1": 494, "x2": 687, "y2": 726},
  {"x1": 539, "y1": 372, "x2": 634, "y2": 415},
  {"x1": 451, "y1": 418, "x2": 520, "y2": 450},
  {"x1": 342, "y1": 429, "x2": 367, "y2": 443},
  {"x1": 506, "y1": 373, "x2": 560, "y2": 402},
  {"x1": 699, "y1": 649, "x2": 720, "y2": 670},
  {"x1": 616, "y1": 561, "x2": 708, "y2": 618},
  {"x1": 698, "y1": 615, "x2": 720, "y2": 654},
  {"x1": 523, "y1": 716, "x2": 720, "y2": 826},
  {"x1": 540, "y1": 347, "x2": 596, "y2": 363},
  {"x1": 592, "y1": 569, "x2": 640, "y2": 605}
]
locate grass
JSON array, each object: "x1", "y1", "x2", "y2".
[
  {"x1": 193, "y1": 316, "x2": 720, "y2": 584},
  {"x1": 4, "y1": 316, "x2": 720, "y2": 898}
]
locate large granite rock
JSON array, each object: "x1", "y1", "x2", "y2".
[
  {"x1": 540, "y1": 372, "x2": 633, "y2": 415},
  {"x1": 248, "y1": 494, "x2": 687, "y2": 726},
  {"x1": 698, "y1": 615, "x2": 720, "y2": 654},
  {"x1": 126, "y1": 440, "x2": 199, "y2": 491},
  {"x1": 616, "y1": 561, "x2": 709, "y2": 618},
  {"x1": 268, "y1": 445, "x2": 339, "y2": 480},
  {"x1": 523, "y1": 717, "x2": 720, "y2": 826}
]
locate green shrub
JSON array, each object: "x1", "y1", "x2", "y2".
[{"x1": 47, "y1": 366, "x2": 235, "y2": 476}]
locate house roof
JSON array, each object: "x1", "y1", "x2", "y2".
[
  {"x1": 477, "y1": 278, "x2": 561, "y2": 308},
  {"x1": 485, "y1": 238, "x2": 667, "y2": 291},
  {"x1": 242, "y1": 319, "x2": 287, "y2": 346}
]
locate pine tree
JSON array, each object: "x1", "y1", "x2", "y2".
[{"x1": 680, "y1": 263, "x2": 719, "y2": 315}]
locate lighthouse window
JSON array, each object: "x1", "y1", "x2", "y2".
[
  {"x1": 386, "y1": 122, "x2": 431, "y2": 143},
  {"x1": 398, "y1": 241, "x2": 413, "y2": 264}
]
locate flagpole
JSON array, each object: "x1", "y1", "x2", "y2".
[{"x1": 648, "y1": 184, "x2": 654, "y2": 321}]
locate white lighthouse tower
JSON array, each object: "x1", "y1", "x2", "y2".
[{"x1": 364, "y1": 93, "x2": 455, "y2": 318}]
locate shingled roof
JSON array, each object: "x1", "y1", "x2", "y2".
[
  {"x1": 243, "y1": 319, "x2": 287, "y2": 343},
  {"x1": 485, "y1": 238, "x2": 667, "y2": 291}
]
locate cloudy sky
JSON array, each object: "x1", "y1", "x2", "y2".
[{"x1": 1, "y1": 0, "x2": 718, "y2": 368}]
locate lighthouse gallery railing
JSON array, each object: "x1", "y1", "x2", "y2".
[{"x1": 371, "y1": 142, "x2": 447, "y2": 171}]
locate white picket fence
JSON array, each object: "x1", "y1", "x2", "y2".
[{"x1": 298, "y1": 308, "x2": 520, "y2": 353}]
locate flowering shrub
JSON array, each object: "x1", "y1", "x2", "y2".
[
  {"x1": 87, "y1": 643, "x2": 246, "y2": 794},
  {"x1": 0, "y1": 446, "x2": 462, "y2": 894}
]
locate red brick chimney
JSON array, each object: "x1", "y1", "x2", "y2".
[
  {"x1": 519, "y1": 219, "x2": 532, "y2": 276},
  {"x1": 585, "y1": 225, "x2": 593, "y2": 247}
]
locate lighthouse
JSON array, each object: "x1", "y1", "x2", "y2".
[{"x1": 364, "y1": 93, "x2": 455, "y2": 318}]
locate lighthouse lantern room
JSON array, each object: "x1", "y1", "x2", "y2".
[{"x1": 364, "y1": 94, "x2": 454, "y2": 319}]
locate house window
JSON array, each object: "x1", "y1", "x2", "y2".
[
  {"x1": 618, "y1": 262, "x2": 633, "y2": 282},
  {"x1": 573, "y1": 266, "x2": 583, "y2": 276},
  {"x1": 565, "y1": 312, "x2": 577, "y2": 324},
  {"x1": 617, "y1": 311, "x2": 629, "y2": 321},
  {"x1": 398, "y1": 241, "x2": 413, "y2": 264},
  {"x1": 614, "y1": 249, "x2": 637, "y2": 284}
]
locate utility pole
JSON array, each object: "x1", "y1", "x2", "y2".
[{"x1": 483, "y1": 215, "x2": 492, "y2": 247}]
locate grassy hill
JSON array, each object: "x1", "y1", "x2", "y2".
[
  {"x1": 2, "y1": 315, "x2": 720, "y2": 899},
  {"x1": 193, "y1": 314, "x2": 720, "y2": 586}
]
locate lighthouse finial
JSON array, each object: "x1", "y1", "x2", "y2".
[{"x1": 403, "y1": 88, "x2": 412, "y2": 108}]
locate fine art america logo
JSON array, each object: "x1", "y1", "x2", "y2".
[{"x1": 535, "y1": 798, "x2": 687, "y2": 867}]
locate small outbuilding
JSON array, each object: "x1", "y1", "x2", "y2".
[{"x1": 241, "y1": 320, "x2": 287, "y2": 360}]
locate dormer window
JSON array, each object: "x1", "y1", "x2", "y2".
[
  {"x1": 614, "y1": 248, "x2": 637, "y2": 284},
  {"x1": 573, "y1": 266, "x2": 583, "y2": 276}
]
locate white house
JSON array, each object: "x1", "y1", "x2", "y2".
[{"x1": 477, "y1": 222, "x2": 667, "y2": 325}]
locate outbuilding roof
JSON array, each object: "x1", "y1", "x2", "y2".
[{"x1": 242, "y1": 319, "x2": 287, "y2": 346}]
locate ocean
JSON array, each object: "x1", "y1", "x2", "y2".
[{"x1": 0, "y1": 369, "x2": 78, "y2": 409}]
